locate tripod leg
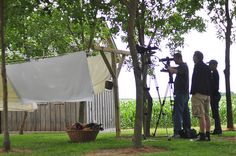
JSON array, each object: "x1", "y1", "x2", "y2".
[
  {"x1": 153, "y1": 83, "x2": 170, "y2": 136},
  {"x1": 164, "y1": 111, "x2": 169, "y2": 137},
  {"x1": 153, "y1": 102, "x2": 164, "y2": 136}
]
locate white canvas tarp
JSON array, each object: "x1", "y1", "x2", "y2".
[
  {"x1": 0, "y1": 75, "x2": 37, "y2": 111},
  {"x1": 6, "y1": 52, "x2": 94, "y2": 104},
  {"x1": 87, "y1": 53, "x2": 111, "y2": 94}
]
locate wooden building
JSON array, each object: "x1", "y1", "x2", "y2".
[{"x1": 5, "y1": 90, "x2": 115, "y2": 132}]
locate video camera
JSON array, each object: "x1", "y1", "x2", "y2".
[
  {"x1": 159, "y1": 57, "x2": 174, "y2": 72},
  {"x1": 159, "y1": 56, "x2": 174, "y2": 83},
  {"x1": 159, "y1": 57, "x2": 174, "y2": 62}
]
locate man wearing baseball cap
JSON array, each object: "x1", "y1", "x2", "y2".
[{"x1": 208, "y1": 59, "x2": 222, "y2": 135}]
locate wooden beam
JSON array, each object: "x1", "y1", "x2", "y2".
[
  {"x1": 98, "y1": 47, "x2": 128, "y2": 137},
  {"x1": 100, "y1": 51, "x2": 116, "y2": 79},
  {"x1": 117, "y1": 54, "x2": 126, "y2": 77},
  {"x1": 111, "y1": 52, "x2": 121, "y2": 137},
  {"x1": 94, "y1": 46, "x2": 130, "y2": 55}
]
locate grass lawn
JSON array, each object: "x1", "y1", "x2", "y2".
[{"x1": 0, "y1": 128, "x2": 236, "y2": 156}]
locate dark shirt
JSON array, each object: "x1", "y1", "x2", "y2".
[
  {"x1": 210, "y1": 69, "x2": 220, "y2": 95},
  {"x1": 174, "y1": 62, "x2": 189, "y2": 94},
  {"x1": 190, "y1": 61, "x2": 211, "y2": 95}
]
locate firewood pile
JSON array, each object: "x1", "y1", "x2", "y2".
[{"x1": 67, "y1": 122, "x2": 104, "y2": 131}]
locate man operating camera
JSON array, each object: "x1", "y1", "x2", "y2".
[{"x1": 167, "y1": 53, "x2": 191, "y2": 138}]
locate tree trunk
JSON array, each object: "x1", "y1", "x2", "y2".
[
  {"x1": 143, "y1": 90, "x2": 153, "y2": 137},
  {"x1": 127, "y1": 0, "x2": 143, "y2": 148},
  {"x1": 0, "y1": 111, "x2": 1, "y2": 133},
  {"x1": 141, "y1": 52, "x2": 152, "y2": 138},
  {"x1": 136, "y1": 0, "x2": 153, "y2": 138},
  {"x1": 141, "y1": 53, "x2": 147, "y2": 138},
  {"x1": 0, "y1": 0, "x2": 11, "y2": 151},
  {"x1": 224, "y1": 0, "x2": 234, "y2": 129}
]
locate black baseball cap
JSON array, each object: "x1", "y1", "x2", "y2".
[{"x1": 207, "y1": 59, "x2": 218, "y2": 65}]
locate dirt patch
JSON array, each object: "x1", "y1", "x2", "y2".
[
  {"x1": 0, "y1": 148, "x2": 32, "y2": 154},
  {"x1": 224, "y1": 136, "x2": 236, "y2": 141},
  {"x1": 84, "y1": 146, "x2": 166, "y2": 156}
]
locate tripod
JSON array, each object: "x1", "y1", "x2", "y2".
[{"x1": 153, "y1": 72, "x2": 174, "y2": 138}]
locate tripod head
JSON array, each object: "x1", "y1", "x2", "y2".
[
  {"x1": 159, "y1": 57, "x2": 174, "y2": 83},
  {"x1": 136, "y1": 44, "x2": 159, "y2": 64},
  {"x1": 136, "y1": 44, "x2": 159, "y2": 54}
]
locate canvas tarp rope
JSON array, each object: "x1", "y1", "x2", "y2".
[{"x1": 6, "y1": 51, "x2": 94, "y2": 104}]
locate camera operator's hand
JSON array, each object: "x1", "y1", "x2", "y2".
[
  {"x1": 167, "y1": 66, "x2": 178, "y2": 74},
  {"x1": 165, "y1": 64, "x2": 169, "y2": 69}
]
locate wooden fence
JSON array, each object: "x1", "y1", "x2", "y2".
[{"x1": 1, "y1": 90, "x2": 115, "y2": 132}]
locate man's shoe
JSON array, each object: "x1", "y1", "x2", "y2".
[
  {"x1": 206, "y1": 132, "x2": 210, "y2": 141},
  {"x1": 211, "y1": 130, "x2": 222, "y2": 135},
  {"x1": 171, "y1": 134, "x2": 181, "y2": 139},
  {"x1": 195, "y1": 132, "x2": 206, "y2": 141}
]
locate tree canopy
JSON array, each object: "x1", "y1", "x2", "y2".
[
  {"x1": 4, "y1": 0, "x2": 113, "y2": 60},
  {"x1": 3, "y1": 0, "x2": 207, "y2": 61}
]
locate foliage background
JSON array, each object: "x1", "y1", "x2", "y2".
[{"x1": 120, "y1": 95, "x2": 236, "y2": 129}]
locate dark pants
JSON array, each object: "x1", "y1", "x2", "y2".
[
  {"x1": 173, "y1": 91, "x2": 191, "y2": 135},
  {"x1": 210, "y1": 93, "x2": 222, "y2": 133}
]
